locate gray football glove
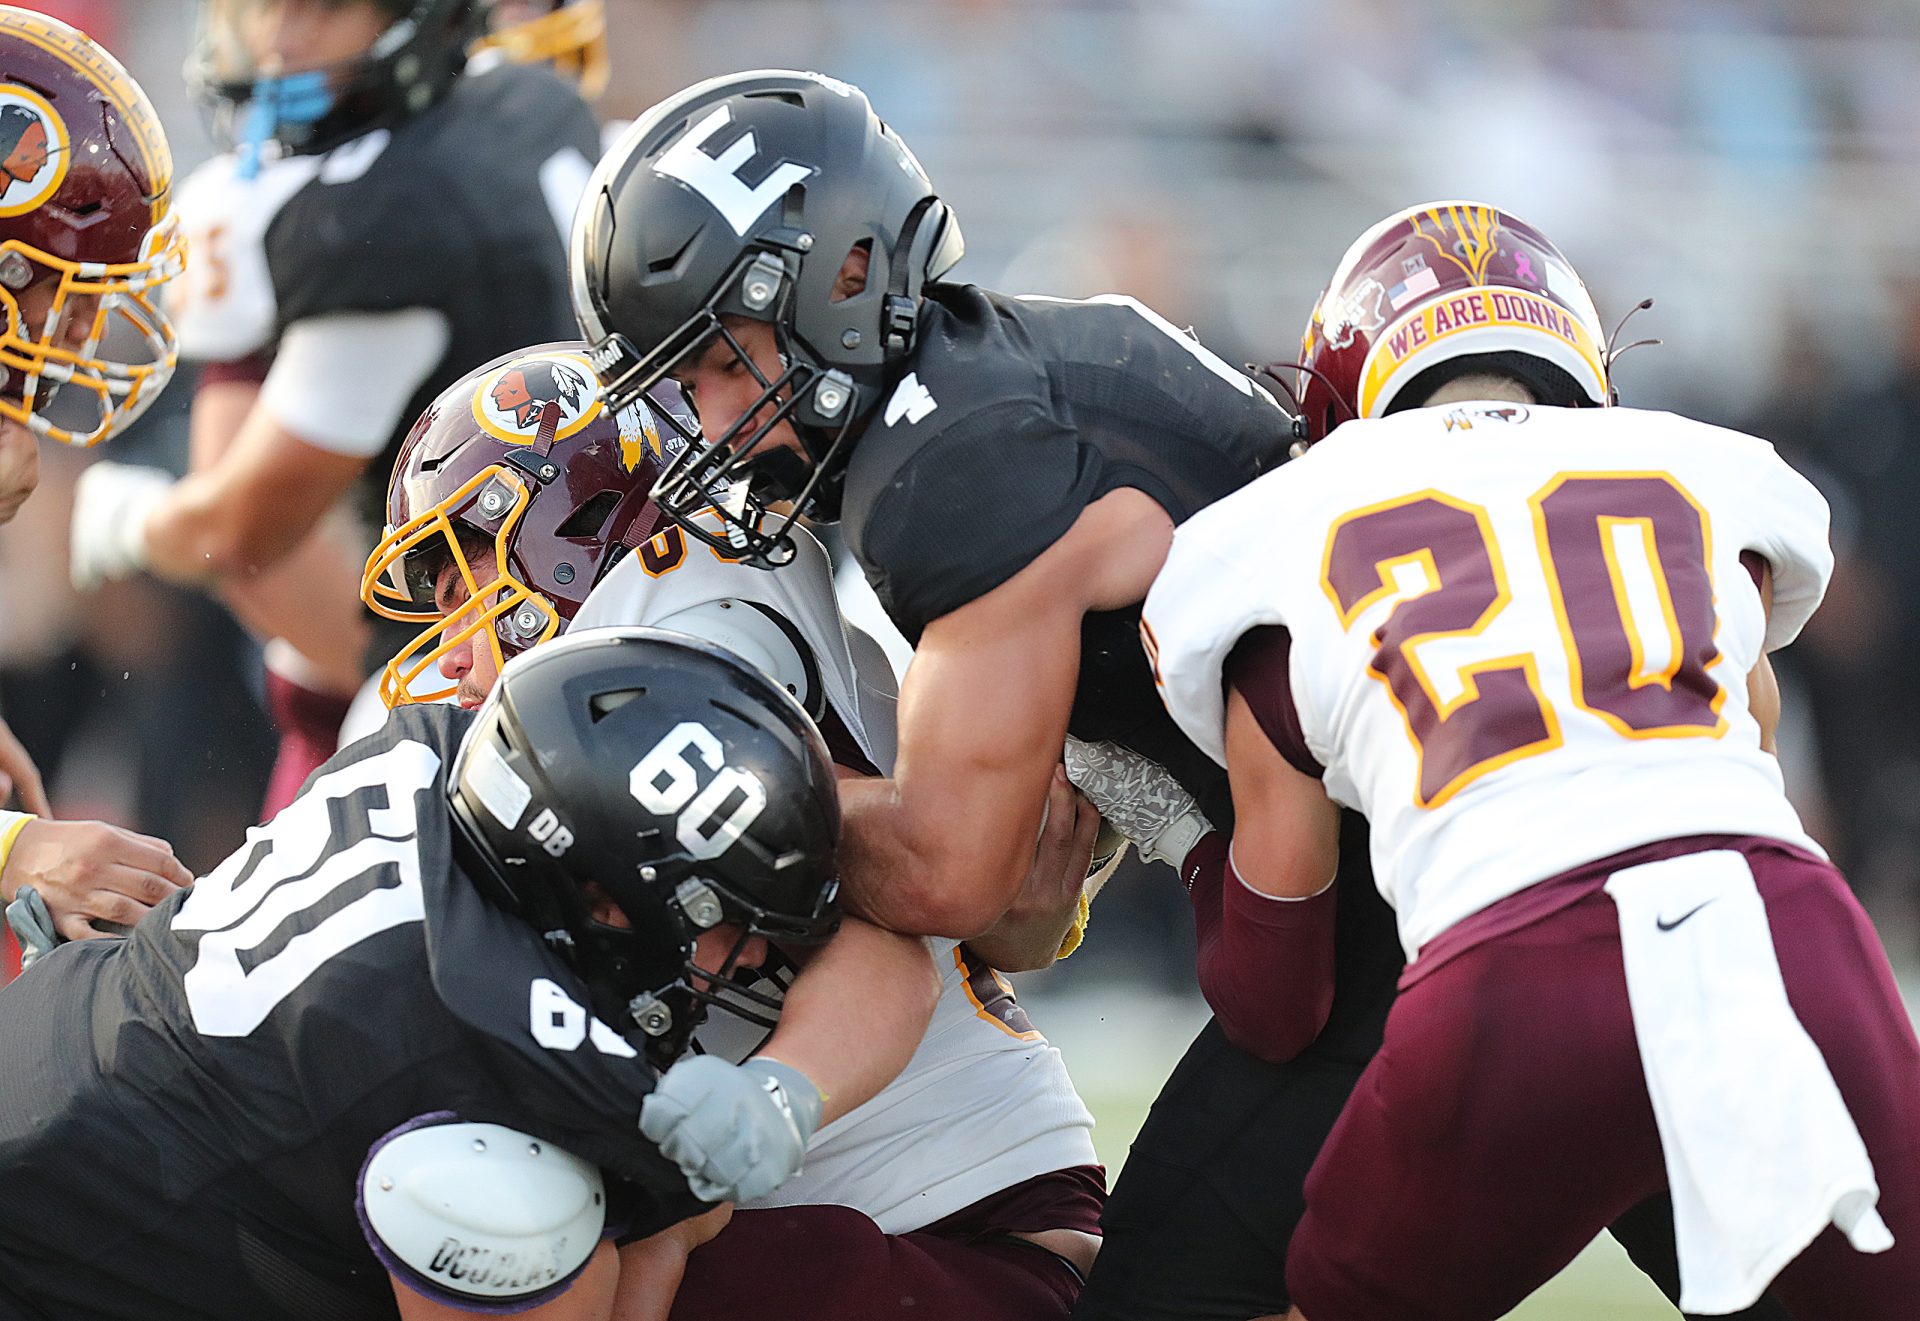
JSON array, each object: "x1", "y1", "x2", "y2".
[
  {"x1": 1063, "y1": 736, "x2": 1213, "y2": 870},
  {"x1": 4, "y1": 885, "x2": 58, "y2": 971},
  {"x1": 640, "y1": 1055, "x2": 823, "y2": 1204}
]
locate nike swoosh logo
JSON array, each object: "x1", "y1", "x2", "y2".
[{"x1": 1656, "y1": 900, "x2": 1716, "y2": 932}]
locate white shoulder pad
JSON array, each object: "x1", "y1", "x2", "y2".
[
  {"x1": 360, "y1": 1119, "x2": 605, "y2": 1307},
  {"x1": 648, "y1": 597, "x2": 815, "y2": 713}
]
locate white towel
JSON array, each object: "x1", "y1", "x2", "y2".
[{"x1": 1605, "y1": 850, "x2": 1892, "y2": 1313}]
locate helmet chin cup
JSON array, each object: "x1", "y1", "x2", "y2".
[{"x1": 746, "y1": 445, "x2": 813, "y2": 503}]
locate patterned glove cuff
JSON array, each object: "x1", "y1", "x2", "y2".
[{"x1": 1147, "y1": 811, "x2": 1212, "y2": 870}]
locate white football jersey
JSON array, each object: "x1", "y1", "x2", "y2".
[
  {"x1": 570, "y1": 518, "x2": 1098, "y2": 1232},
  {"x1": 1146, "y1": 403, "x2": 1832, "y2": 960},
  {"x1": 169, "y1": 148, "x2": 321, "y2": 362}
]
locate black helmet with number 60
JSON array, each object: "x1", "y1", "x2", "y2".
[
  {"x1": 572, "y1": 69, "x2": 964, "y2": 566},
  {"x1": 447, "y1": 626, "x2": 840, "y2": 1066}
]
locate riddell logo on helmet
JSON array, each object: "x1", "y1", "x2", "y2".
[{"x1": 0, "y1": 87, "x2": 66, "y2": 217}]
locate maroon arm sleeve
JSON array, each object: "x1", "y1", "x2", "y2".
[
  {"x1": 195, "y1": 352, "x2": 274, "y2": 389},
  {"x1": 1183, "y1": 832, "x2": 1337, "y2": 1065}
]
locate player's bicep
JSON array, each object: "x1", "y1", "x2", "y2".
[{"x1": 1223, "y1": 685, "x2": 1340, "y2": 898}]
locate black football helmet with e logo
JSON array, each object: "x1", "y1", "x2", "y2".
[
  {"x1": 447, "y1": 627, "x2": 841, "y2": 1066},
  {"x1": 571, "y1": 69, "x2": 965, "y2": 566}
]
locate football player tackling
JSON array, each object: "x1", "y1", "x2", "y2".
[
  {"x1": 1144, "y1": 202, "x2": 1920, "y2": 1320},
  {"x1": 566, "y1": 71, "x2": 1752, "y2": 1319},
  {"x1": 570, "y1": 68, "x2": 1368, "y2": 1319},
  {"x1": 359, "y1": 343, "x2": 1106, "y2": 1318},
  {"x1": 0, "y1": 629, "x2": 933, "y2": 1320}
]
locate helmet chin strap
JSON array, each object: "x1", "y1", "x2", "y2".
[
  {"x1": 746, "y1": 444, "x2": 812, "y2": 502},
  {"x1": 236, "y1": 71, "x2": 334, "y2": 179}
]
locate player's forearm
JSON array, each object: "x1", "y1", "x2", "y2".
[
  {"x1": 215, "y1": 514, "x2": 374, "y2": 694},
  {"x1": 837, "y1": 775, "x2": 1030, "y2": 937},
  {"x1": 756, "y1": 917, "x2": 938, "y2": 1126},
  {"x1": 967, "y1": 772, "x2": 1102, "y2": 972},
  {"x1": 965, "y1": 894, "x2": 1082, "y2": 973},
  {"x1": 611, "y1": 1235, "x2": 690, "y2": 1321},
  {"x1": 142, "y1": 472, "x2": 315, "y2": 582},
  {"x1": 1186, "y1": 833, "x2": 1337, "y2": 1064}
]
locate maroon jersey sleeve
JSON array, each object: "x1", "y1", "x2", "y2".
[{"x1": 1223, "y1": 625, "x2": 1324, "y2": 779}]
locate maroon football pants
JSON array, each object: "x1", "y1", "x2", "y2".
[
  {"x1": 259, "y1": 668, "x2": 354, "y2": 820},
  {"x1": 1287, "y1": 838, "x2": 1920, "y2": 1321},
  {"x1": 668, "y1": 1204, "x2": 1084, "y2": 1321}
]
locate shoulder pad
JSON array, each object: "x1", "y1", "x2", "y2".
[
  {"x1": 360, "y1": 1117, "x2": 605, "y2": 1308},
  {"x1": 645, "y1": 597, "x2": 820, "y2": 718}
]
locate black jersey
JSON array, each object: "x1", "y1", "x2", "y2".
[
  {"x1": 172, "y1": 61, "x2": 601, "y2": 524},
  {"x1": 0, "y1": 706, "x2": 700, "y2": 1321},
  {"x1": 840, "y1": 285, "x2": 1400, "y2": 1067},
  {"x1": 842, "y1": 287, "x2": 1292, "y2": 823}
]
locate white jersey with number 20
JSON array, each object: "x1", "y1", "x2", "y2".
[{"x1": 1146, "y1": 403, "x2": 1832, "y2": 960}]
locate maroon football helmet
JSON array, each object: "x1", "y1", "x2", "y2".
[
  {"x1": 0, "y1": 8, "x2": 182, "y2": 446},
  {"x1": 1294, "y1": 201, "x2": 1610, "y2": 446},
  {"x1": 362, "y1": 341, "x2": 692, "y2": 706}
]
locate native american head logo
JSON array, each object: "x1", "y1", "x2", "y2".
[
  {"x1": 472, "y1": 352, "x2": 603, "y2": 444},
  {"x1": 0, "y1": 88, "x2": 67, "y2": 217}
]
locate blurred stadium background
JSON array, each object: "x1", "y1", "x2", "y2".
[{"x1": 6, "y1": 3, "x2": 1919, "y2": 1316}]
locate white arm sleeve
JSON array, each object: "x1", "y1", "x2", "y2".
[
  {"x1": 259, "y1": 308, "x2": 451, "y2": 457},
  {"x1": 1744, "y1": 447, "x2": 1834, "y2": 652}
]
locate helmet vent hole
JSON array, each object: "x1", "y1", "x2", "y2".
[
  {"x1": 711, "y1": 701, "x2": 758, "y2": 726},
  {"x1": 648, "y1": 235, "x2": 696, "y2": 278},
  {"x1": 557, "y1": 489, "x2": 622, "y2": 540},
  {"x1": 589, "y1": 688, "x2": 644, "y2": 722},
  {"x1": 741, "y1": 90, "x2": 806, "y2": 108}
]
